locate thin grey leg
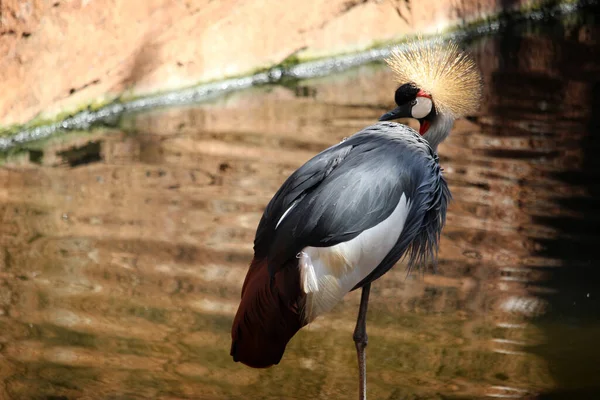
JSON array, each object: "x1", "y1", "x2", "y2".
[{"x1": 353, "y1": 282, "x2": 371, "y2": 400}]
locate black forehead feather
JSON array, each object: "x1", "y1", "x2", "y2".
[{"x1": 394, "y1": 82, "x2": 419, "y2": 105}]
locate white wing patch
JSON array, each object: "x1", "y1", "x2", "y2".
[{"x1": 300, "y1": 193, "x2": 411, "y2": 322}]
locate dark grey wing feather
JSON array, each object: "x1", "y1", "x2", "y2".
[
  {"x1": 256, "y1": 127, "x2": 413, "y2": 275},
  {"x1": 284, "y1": 141, "x2": 411, "y2": 245},
  {"x1": 253, "y1": 143, "x2": 354, "y2": 258}
]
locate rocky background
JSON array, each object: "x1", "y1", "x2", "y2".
[{"x1": 1, "y1": 0, "x2": 534, "y2": 130}]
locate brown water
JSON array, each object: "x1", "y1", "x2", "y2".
[{"x1": 1, "y1": 9, "x2": 600, "y2": 400}]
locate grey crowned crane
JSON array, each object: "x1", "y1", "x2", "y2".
[{"x1": 230, "y1": 39, "x2": 482, "y2": 399}]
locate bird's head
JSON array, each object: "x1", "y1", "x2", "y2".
[
  {"x1": 379, "y1": 82, "x2": 437, "y2": 134},
  {"x1": 379, "y1": 38, "x2": 482, "y2": 150}
]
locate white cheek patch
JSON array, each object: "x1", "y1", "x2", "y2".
[{"x1": 411, "y1": 97, "x2": 433, "y2": 119}]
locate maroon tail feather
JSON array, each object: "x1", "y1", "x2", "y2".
[{"x1": 230, "y1": 256, "x2": 306, "y2": 368}]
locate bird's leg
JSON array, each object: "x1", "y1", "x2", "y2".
[{"x1": 353, "y1": 282, "x2": 371, "y2": 400}]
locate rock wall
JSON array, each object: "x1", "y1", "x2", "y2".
[{"x1": 1, "y1": 0, "x2": 533, "y2": 130}]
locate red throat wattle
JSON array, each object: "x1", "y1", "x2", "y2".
[
  {"x1": 416, "y1": 89, "x2": 432, "y2": 135},
  {"x1": 419, "y1": 120, "x2": 431, "y2": 135}
]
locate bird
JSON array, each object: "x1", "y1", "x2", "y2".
[{"x1": 230, "y1": 38, "x2": 482, "y2": 399}]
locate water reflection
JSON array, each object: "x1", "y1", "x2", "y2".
[{"x1": 1, "y1": 8, "x2": 599, "y2": 399}]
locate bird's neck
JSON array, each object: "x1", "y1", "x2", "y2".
[{"x1": 422, "y1": 113, "x2": 454, "y2": 152}]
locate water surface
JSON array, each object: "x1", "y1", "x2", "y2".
[{"x1": 0, "y1": 8, "x2": 599, "y2": 400}]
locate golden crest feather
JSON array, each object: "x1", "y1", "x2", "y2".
[{"x1": 385, "y1": 38, "x2": 482, "y2": 117}]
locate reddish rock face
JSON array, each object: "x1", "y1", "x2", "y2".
[{"x1": 0, "y1": 0, "x2": 533, "y2": 129}]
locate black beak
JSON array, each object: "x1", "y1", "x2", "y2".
[{"x1": 379, "y1": 104, "x2": 411, "y2": 121}]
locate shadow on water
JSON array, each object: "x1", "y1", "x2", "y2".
[
  {"x1": 532, "y1": 48, "x2": 600, "y2": 399},
  {"x1": 0, "y1": 4, "x2": 599, "y2": 400},
  {"x1": 485, "y1": 6, "x2": 600, "y2": 399}
]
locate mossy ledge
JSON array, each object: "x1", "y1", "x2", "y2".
[{"x1": 0, "y1": 0, "x2": 589, "y2": 153}]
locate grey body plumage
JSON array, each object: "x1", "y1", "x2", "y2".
[{"x1": 255, "y1": 121, "x2": 450, "y2": 287}]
